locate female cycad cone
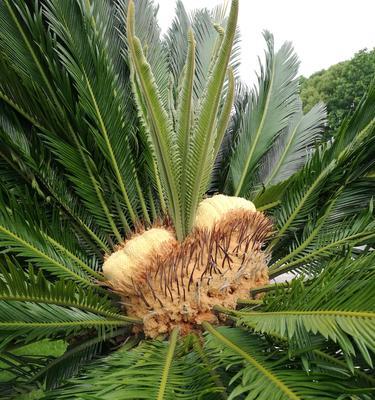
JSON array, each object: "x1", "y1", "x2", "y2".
[
  {"x1": 103, "y1": 195, "x2": 272, "y2": 338},
  {"x1": 194, "y1": 194, "x2": 256, "y2": 230},
  {"x1": 102, "y1": 228, "x2": 178, "y2": 292}
]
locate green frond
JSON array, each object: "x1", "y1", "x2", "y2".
[
  {"x1": 229, "y1": 254, "x2": 375, "y2": 367},
  {"x1": 269, "y1": 202, "x2": 375, "y2": 277},
  {"x1": 0, "y1": 258, "x2": 123, "y2": 320},
  {"x1": 127, "y1": 0, "x2": 182, "y2": 238},
  {"x1": 176, "y1": 29, "x2": 195, "y2": 228},
  {"x1": 203, "y1": 325, "x2": 357, "y2": 400},
  {"x1": 0, "y1": 301, "x2": 130, "y2": 348},
  {"x1": 251, "y1": 100, "x2": 326, "y2": 200},
  {"x1": 0, "y1": 103, "x2": 110, "y2": 252},
  {"x1": 44, "y1": 0, "x2": 146, "y2": 226},
  {"x1": 0, "y1": 0, "x2": 128, "y2": 241},
  {"x1": 43, "y1": 333, "x2": 221, "y2": 399},
  {"x1": 228, "y1": 32, "x2": 300, "y2": 197},
  {"x1": 184, "y1": 0, "x2": 238, "y2": 233},
  {"x1": 0, "y1": 206, "x2": 95, "y2": 287},
  {"x1": 270, "y1": 92, "x2": 375, "y2": 250},
  {"x1": 42, "y1": 133, "x2": 124, "y2": 241}
]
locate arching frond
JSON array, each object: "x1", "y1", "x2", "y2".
[
  {"x1": 44, "y1": 0, "x2": 146, "y2": 226},
  {"x1": 268, "y1": 202, "x2": 375, "y2": 277},
  {"x1": 228, "y1": 254, "x2": 375, "y2": 366},
  {"x1": 270, "y1": 83, "x2": 375, "y2": 251},
  {"x1": 43, "y1": 332, "x2": 221, "y2": 399},
  {"x1": 203, "y1": 325, "x2": 359, "y2": 400},
  {"x1": 0, "y1": 258, "x2": 119, "y2": 319}
]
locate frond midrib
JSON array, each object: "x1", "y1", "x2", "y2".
[
  {"x1": 202, "y1": 322, "x2": 301, "y2": 400},
  {"x1": 157, "y1": 327, "x2": 179, "y2": 400},
  {"x1": 269, "y1": 230, "x2": 375, "y2": 277},
  {"x1": 234, "y1": 51, "x2": 276, "y2": 197},
  {"x1": 0, "y1": 294, "x2": 132, "y2": 321},
  {"x1": 0, "y1": 224, "x2": 92, "y2": 286},
  {"x1": 237, "y1": 310, "x2": 375, "y2": 318},
  {"x1": 1, "y1": 320, "x2": 131, "y2": 328}
]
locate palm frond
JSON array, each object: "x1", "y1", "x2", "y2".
[
  {"x1": 0, "y1": 301, "x2": 130, "y2": 349},
  {"x1": 251, "y1": 100, "x2": 326, "y2": 201},
  {"x1": 127, "y1": 0, "x2": 183, "y2": 237},
  {"x1": 0, "y1": 258, "x2": 122, "y2": 320},
  {"x1": 43, "y1": 332, "x2": 221, "y2": 399},
  {"x1": 226, "y1": 253, "x2": 375, "y2": 367},
  {"x1": 0, "y1": 0, "x2": 140, "y2": 242},
  {"x1": 270, "y1": 83, "x2": 375, "y2": 251},
  {"x1": 268, "y1": 202, "x2": 375, "y2": 277},
  {"x1": 0, "y1": 103, "x2": 110, "y2": 253},
  {"x1": 43, "y1": 0, "x2": 147, "y2": 226},
  {"x1": 184, "y1": 0, "x2": 238, "y2": 233},
  {"x1": 203, "y1": 325, "x2": 360, "y2": 400},
  {"x1": 228, "y1": 32, "x2": 300, "y2": 197},
  {"x1": 0, "y1": 204, "x2": 95, "y2": 287}
]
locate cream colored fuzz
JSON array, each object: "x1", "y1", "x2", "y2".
[
  {"x1": 194, "y1": 194, "x2": 256, "y2": 230},
  {"x1": 102, "y1": 228, "x2": 176, "y2": 285}
]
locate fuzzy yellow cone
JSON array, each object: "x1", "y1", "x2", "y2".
[
  {"x1": 103, "y1": 228, "x2": 177, "y2": 291},
  {"x1": 103, "y1": 196, "x2": 271, "y2": 338},
  {"x1": 194, "y1": 194, "x2": 256, "y2": 230}
]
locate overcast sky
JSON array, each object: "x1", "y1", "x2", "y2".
[{"x1": 157, "y1": 0, "x2": 375, "y2": 85}]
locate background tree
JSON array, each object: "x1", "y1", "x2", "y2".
[{"x1": 300, "y1": 48, "x2": 375, "y2": 134}]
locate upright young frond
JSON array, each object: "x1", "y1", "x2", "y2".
[
  {"x1": 228, "y1": 32, "x2": 300, "y2": 197},
  {"x1": 127, "y1": 0, "x2": 183, "y2": 238},
  {"x1": 165, "y1": 0, "x2": 241, "y2": 103},
  {"x1": 184, "y1": 0, "x2": 239, "y2": 233}
]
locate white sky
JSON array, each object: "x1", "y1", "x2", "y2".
[{"x1": 157, "y1": 0, "x2": 375, "y2": 85}]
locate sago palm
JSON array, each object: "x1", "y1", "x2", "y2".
[{"x1": 0, "y1": 0, "x2": 374, "y2": 398}]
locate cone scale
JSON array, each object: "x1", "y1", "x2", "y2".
[{"x1": 103, "y1": 195, "x2": 272, "y2": 337}]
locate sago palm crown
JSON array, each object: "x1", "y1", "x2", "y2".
[{"x1": 0, "y1": 0, "x2": 374, "y2": 399}]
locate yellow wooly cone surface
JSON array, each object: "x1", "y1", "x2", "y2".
[
  {"x1": 102, "y1": 228, "x2": 178, "y2": 291},
  {"x1": 103, "y1": 196, "x2": 271, "y2": 338},
  {"x1": 194, "y1": 194, "x2": 256, "y2": 230}
]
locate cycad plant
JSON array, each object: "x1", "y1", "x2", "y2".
[{"x1": 0, "y1": 0, "x2": 374, "y2": 398}]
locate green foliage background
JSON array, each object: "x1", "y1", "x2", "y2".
[{"x1": 300, "y1": 48, "x2": 375, "y2": 134}]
